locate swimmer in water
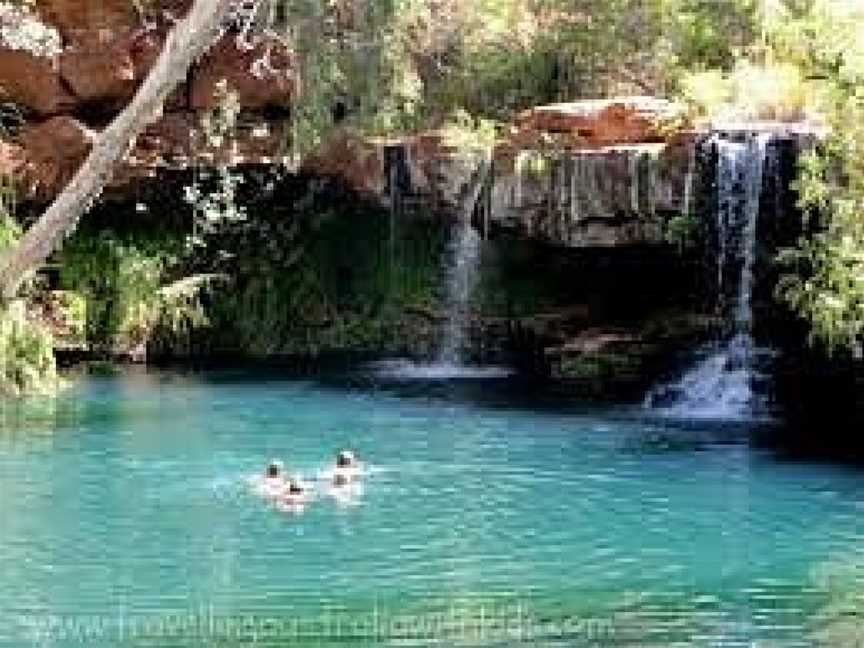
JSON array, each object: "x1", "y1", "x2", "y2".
[
  {"x1": 253, "y1": 460, "x2": 288, "y2": 499},
  {"x1": 328, "y1": 462, "x2": 363, "y2": 506},
  {"x1": 282, "y1": 475, "x2": 311, "y2": 505},
  {"x1": 332, "y1": 450, "x2": 361, "y2": 485}
]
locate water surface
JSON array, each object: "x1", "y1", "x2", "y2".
[{"x1": 1, "y1": 369, "x2": 862, "y2": 646}]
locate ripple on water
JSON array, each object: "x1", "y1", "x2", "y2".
[{"x1": 2, "y1": 371, "x2": 864, "y2": 647}]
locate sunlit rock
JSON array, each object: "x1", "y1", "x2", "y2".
[
  {"x1": 189, "y1": 35, "x2": 297, "y2": 111},
  {"x1": 17, "y1": 116, "x2": 93, "y2": 199},
  {"x1": 510, "y1": 96, "x2": 688, "y2": 149},
  {"x1": 34, "y1": 0, "x2": 139, "y2": 42},
  {"x1": 59, "y1": 35, "x2": 136, "y2": 105},
  {"x1": 0, "y1": 47, "x2": 73, "y2": 114}
]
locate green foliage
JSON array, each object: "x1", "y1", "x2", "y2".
[
  {"x1": 270, "y1": 0, "x2": 761, "y2": 148},
  {"x1": 772, "y1": 1, "x2": 864, "y2": 356},
  {"x1": 203, "y1": 197, "x2": 446, "y2": 357},
  {"x1": 665, "y1": 212, "x2": 699, "y2": 253},
  {"x1": 681, "y1": 61, "x2": 811, "y2": 122},
  {"x1": 437, "y1": 109, "x2": 498, "y2": 153},
  {"x1": 0, "y1": 157, "x2": 56, "y2": 396},
  {"x1": 0, "y1": 172, "x2": 19, "y2": 252},
  {"x1": 0, "y1": 300, "x2": 58, "y2": 397},
  {"x1": 184, "y1": 80, "x2": 247, "y2": 248},
  {"x1": 58, "y1": 234, "x2": 169, "y2": 350},
  {"x1": 0, "y1": 214, "x2": 19, "y2": 252}
]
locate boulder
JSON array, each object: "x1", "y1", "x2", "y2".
[
  {"x1": 18, "y1": 116, "x2": 93, "y2": 198},
  {"x1": 0, "y1": 48, "x2": 73, "y2": 114},
  {"x1": 190, "y1": 35, "x2": 297, "y2": 111},
  {"x1": 302, "y1": 132, "x2": 386, "y2": 196},
  {"x1": 512, "y1": 97, "x2": 688, "y2": 148},
  {"x1": 60, "y1": 35, "x2": 136, "y2": 105},
  {"x1": 35, "y1": 0, "x2": 139, "y2": 42}
]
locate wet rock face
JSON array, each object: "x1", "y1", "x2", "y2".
[
  {"x1": 489, "y1": 131, "x2": 700, "y2": 247},
  {"x1": 308, "y1": 105, "x2": 698, "y2": 248}
]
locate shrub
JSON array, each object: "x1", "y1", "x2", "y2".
[
  {"x1": 681, "y1": 61, "x2": 812, "y2": 123},
  {"x1": 0, "y1": 301, "x2": 58, "y2": 397}
]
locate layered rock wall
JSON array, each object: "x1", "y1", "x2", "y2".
[
  {"x1": 308, "y1": 98, "x2": 697, "y2": 247},
  {"x1": 0, "y1": 0, "x2": 296, "y2": 200}
]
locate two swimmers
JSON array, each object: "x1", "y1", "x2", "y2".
[{"x1": 254, "y1": 460, "x2": 311, "y2": 505}]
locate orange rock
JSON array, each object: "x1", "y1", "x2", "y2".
[
  {"x1": 18, "y1": 116, "x2": 93, "y2": 198},
  {"x1": 35, "y1": 0, "x2": 139, "y2": 42},
  {"x1": 0, "y1": 138, "x2": 25, "y2": 178},
  {"x1": 302, "y1": 132, "x2": 387, "y2": 197},
  {"x1": 512, "y1": 97, "x2": 687, "y2": 148},
  {"x1": 0, "y1": 47, "x2": 74, "y2": 115},
  {"x1": 60, "y1": 36, "x2": 136, "y2": 105},
  {"x1": 190, "y1": 35, "x2": 297, "y2": 111}
]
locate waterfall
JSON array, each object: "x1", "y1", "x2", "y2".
[
  {"x1": 371, "y1": 153, "x2": 510, "y2": 379},
  {"x1": 646, "y1": 133, "x2": 772, "y2": 418},
  {"x1": 433, "y1": 153, "x2": 492, "y2": 367},
  {"x1": 436, "y1": 203, "x2": 482, "y2": 366}
]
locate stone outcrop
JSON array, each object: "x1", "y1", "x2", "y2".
[
  {"x1": 190, "y1": 35, "x2": 297, "y2": 111},
  {"x1": 509, "y1": 97, "x2": 687, "y2": 149},
  {"x1": 17, "y1": 116, "x2": 94, "y2": 200},
  {"x1": 59, "y1": 36, "x2": 137, "y2": 105},
  {"x1": 490, "y1": 134, "x2": 698, "y2": 247},
  {"x1": 307, "y1": 99, "x2": 698, "y2": 247},
  {"x1": 0, "y1": 1, "x2": 693, "y2": 250},
  {"x1": 35, "y1": 0, "x2": 140, "y2": 41},
  {"x1": 0, "y1": 48, "x2": 73, "y2": 114},
  {"x1": 0, "y1": 0, "x2": 297, "y2": 199}
]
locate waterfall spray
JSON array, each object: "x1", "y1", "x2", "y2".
[
  {"x1": 371, "y1": 152, "x2": 510, "y2": 379},
  {"x1": 646, "y1": 133, "x2": 772, "y2": 418}
]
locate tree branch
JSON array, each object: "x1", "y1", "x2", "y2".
[{"x1": 0, "y1": 0, "x2": 239, "y2": 301}]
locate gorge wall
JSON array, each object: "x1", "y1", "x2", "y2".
[
  {"x1": 0, "y1": 0, "x2": 296, "y2": 202},
  {"x1": 0, "y1": 2, "x2": 821, "y2": 405}
]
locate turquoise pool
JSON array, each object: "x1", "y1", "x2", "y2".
[{"x1": 1, "y1": 368, "x2": 863, "y2": 646}]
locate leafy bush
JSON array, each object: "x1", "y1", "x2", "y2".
[
  {"x1": 59, "y1": 234, "x2": 169, "y2": 351},
  {"x1": 772, "y1": 1, "x2": 864, "y2": 356},
  {"x1": 0, "y1": 301, "x2": 58, "y2": 396},
  {"x1": 681, "y1": 61, "x2": 812, "y2": 122}
]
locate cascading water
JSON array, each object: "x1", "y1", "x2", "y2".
[
  {"x1": 646, "y1": 133, "x2": 772, "y2": 418},
  {"x1": 435, "y1": 205, "x2": 482, "y2": 367},
  {"x1": 371, "y1": 154, "x2": 511, "y2": 379}
]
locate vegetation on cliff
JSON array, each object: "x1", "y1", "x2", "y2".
[
  {"x1": 770, "y1": 1, "x2": 864, "y2": 356},
  {"x1": 1, "y1": 0, "x2": 864, "y2": 387}
]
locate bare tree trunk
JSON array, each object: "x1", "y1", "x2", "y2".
[{"x1": 0, "y1": 0, "x2": 237, "y2": 301}]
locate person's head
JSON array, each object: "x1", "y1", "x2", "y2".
[
  {"x1": 288, "y1": 478, "x2": 305, "y2": 495},
  {"x1": 266, "y1": 461, "x2": 283, "y2": 479},
  {"x1": 336, "y1": 450, "x2": 356, "y2": 468}
]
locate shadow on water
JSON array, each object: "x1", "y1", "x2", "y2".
[
  {"x1": 5, "y1": 360, "x2": 861, "y2": 469},
  {"x1": 91, "y1": 362, "x2": 787, "y2": 443}
]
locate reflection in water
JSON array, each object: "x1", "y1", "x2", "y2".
[
  {"x1": 0, "y1": 396, "x2": 62, "y2": 454},
  {"x1": 809, "y1": 548, "x2": 864, "y2": 646}
]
